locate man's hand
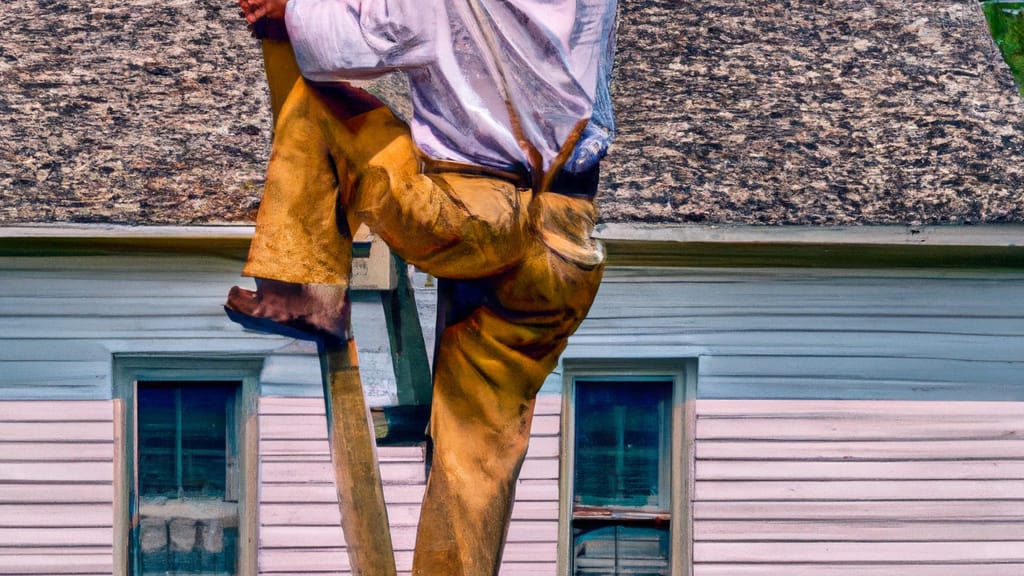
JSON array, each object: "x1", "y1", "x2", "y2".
[{"x1": 239, "y1": 0, "x2": 287, "y2": 24}]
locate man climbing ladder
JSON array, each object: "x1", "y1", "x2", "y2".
[{"x1": 226, "y1": 1, "x2": 618, "y2": 574}]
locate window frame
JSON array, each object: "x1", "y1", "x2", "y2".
[
  {"x1": 113, "y1": 357, "x2": 262, "y2": 576},
  {"x1": 558, "y1": 359, "x2": 696, "y2": 576}
]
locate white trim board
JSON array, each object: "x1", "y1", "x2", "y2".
[
  {"x1": 595, "y1": 223, "x2": 1024, "y2": 247},
  {"x1": 3, "y1": 223, "x2": 1023, "y2": 248},
  {"x1": 0, "y1": 224, "x2": 255, "y2": 240}
]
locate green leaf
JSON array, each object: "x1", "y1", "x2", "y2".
[{"x1": 983, "y1": 0, "x2": 1024, "y2": 95}]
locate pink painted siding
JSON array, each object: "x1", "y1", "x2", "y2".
[
  {"x1": 0, "y1": 401, "x2": 114, "y2": 575},
  {"x1": 692, "y1": 399, "x2": 1024, "y2": 575},
  {"x1": 258, "y1": 395, "x2": 561, "y2": 575},
  {"x1": 9, "y1": 397, "x2": 1020, "y2": 575},
  {"x1": 501, "y1": 395, "x2": 561, "y2": 576}
]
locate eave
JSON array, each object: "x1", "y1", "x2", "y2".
[
  {"x1": 2, "y1": 223, "x2": 1023, "y2": 269},
  {"x1": 597, "y1": 224, "x2": 1024, "y2": 269}
]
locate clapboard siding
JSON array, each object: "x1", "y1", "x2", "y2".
[
  {"x1": 0, "y1": 255, "x2": 276, "y2": 400},
  {"x1": 0, "y1": 554, "x2": 113, "y2": 576},
  {"x1": 693, "y1": 565, "x2": 1024, "y2": 576},
  {"x1": 694, "y1": 500, "x2": 1024, "y2": 521},
  {"x1": 0, "y1": 400, "x2": 114, "y2": 575},
  {"x1": 501, "y1": 395, "x2": 561, "y2": 576},
  {"x1": 558, "y1": 268, "x2": 1024, "y2": 572},
  {"x1": 5, "y1": 253, "x2": 1024, "y2": 574},
  {"x1": 692, "y1": 400, "x2": 1024, "y2": 573},
  {"x1": 699, "y1": 441, "x2": 1024, "y2": 461},
  {"x1": 258, "y1": 395, "x2": 560, "y2": 575},
  {"x1": 0, "y1": 255, "x2": 398, "y2": 404},
  {"x1": 567, "y1": 269, "x2": 1024, "y2": 401},
  {"x1": 258, "y1": 396, "x2": 422, "y2": 575}
]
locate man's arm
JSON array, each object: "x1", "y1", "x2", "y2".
[
  {"x1": 239, "y1": 0, "x2": 287, "y2": 25},
  {"x1": 287, "y1": 0, "x2": 435, "y2": 81},
  {"x1": 240, "y1": 0, "x2": 435, "y2": 81}
]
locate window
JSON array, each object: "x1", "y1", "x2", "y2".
[
  {"x1": 135, "y1": 381, "x2": 241, "y2": 574},
  {"x1": 561, "y1": 362, "x2": 694, "y2": 576},
  {"x1": 114, "y1": 359, "x2": 260, "y2": 576},
  {"x1": 573, "y1": 380, "x2": 672, "y2": 574}
]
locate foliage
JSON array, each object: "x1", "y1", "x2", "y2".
[{"x1": 983, "y1": 0, "x2": 1024, "y2": 94}]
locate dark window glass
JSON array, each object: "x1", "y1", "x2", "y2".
[
  {"x1": 574, "y1": 380, "x2": 671, "y2": 510},
  {"x1": 135, "y1": 381, "x2": 239, "y2": 576}
]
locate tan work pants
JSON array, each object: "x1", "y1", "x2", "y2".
[{"x1": 249, "y1": 41, "x2": 604, "y2": 576}]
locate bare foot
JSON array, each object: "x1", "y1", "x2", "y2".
[{"x1": 225, "y1": 279, "x2": 351, "y2": 344}]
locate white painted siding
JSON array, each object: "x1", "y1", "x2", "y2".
[
  {"x1": 692, "y1": 399, "x2": 1024, "y2": 574},
  {"x1": 0, "y1": 400, "x2": 114, "y2": 575},
  {"x1": 259, "y1": 395, "x2": 561, "y2": 576},
  {"x1": 563, "y1": 268, "x2": 1024, "y2": 401},
  {"x1": 0, "y1": 255, "x2": 398, "y2": 404}
]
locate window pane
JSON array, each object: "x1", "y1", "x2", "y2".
[
  {"x1": 574, "y1": 380, "x2": 671, "y2": 509},
  {"x1": 573, "y1": 523, "x2": 670, "y2": 576},
  {"x1": 137, "y1": 386, "x2": 177, "y2": 496},
  {"x1": 180, "y1": 385, "x2": 231, "y2": 497},
  {"x1": 136, "y1": 382, "x2": 239, "y2": 576},
  {"x1": 138, "y1": 383, "x2": 234, "y2": 497}
]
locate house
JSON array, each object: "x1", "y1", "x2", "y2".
[{"x1": 1, "y1": 0, "x2": 1023, "y2": 574}]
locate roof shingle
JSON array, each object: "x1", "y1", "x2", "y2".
[
  {"x1": 2, "y1": 0, "x2": 1022, "y2": 225},
  {"x1": 602, "y1": 0, "x2": 1024, "y2": 224}
]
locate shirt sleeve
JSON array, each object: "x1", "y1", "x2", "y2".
[
  {"x1": 568, "y1": 0, "x2": 617, "y2": 137},
  {"x1": 285, "y1": 0, "x2": 436, "y2": 81}
]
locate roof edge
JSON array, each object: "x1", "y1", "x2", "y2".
[
  {"x1": 4, "y1": 222, "x2": 1021, "y2": 245},
  {"x1": 0, "y1": 224, "x2": 255, "y2": 239},
  {"x1": 596, "y1": 224, "x2": 1024, "y2": 269},
  {"x1": 0, "y1": 224, "x2": 254, "y2": 259},
  {"x1": 595, "y1": 223, "x2": 1024, "y2": 248},
  {"x1": 2, "y1": 223, "x2": 1022, "y2": 269}
]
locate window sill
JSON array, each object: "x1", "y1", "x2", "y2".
[{"x1": 572, "y1": 505, "x2": 671, "y2": 523}]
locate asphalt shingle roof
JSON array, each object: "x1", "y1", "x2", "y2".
[{"x1": 2, "y1": 0, "x2": 1022, "y2": 225}]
